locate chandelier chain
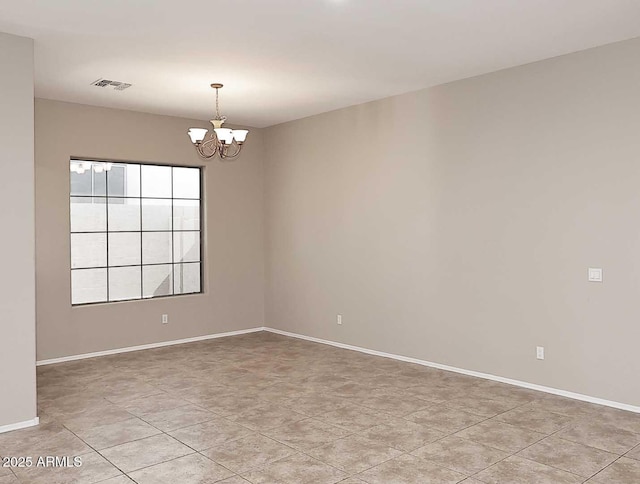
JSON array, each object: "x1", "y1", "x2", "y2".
[
  {"x1": 187, "y1": 82, "x2": 248, "y2": 160},
  {"x1": 215, "y1": 87, "x2": 220, "y2": 119}
]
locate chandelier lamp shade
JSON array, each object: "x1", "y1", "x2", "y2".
[
  {"x1": 187, "y1": 83, "x2": 249, "y2": 160},
  {"x1": 69, "y1": 160, "x2": 113, "y2": 174}
]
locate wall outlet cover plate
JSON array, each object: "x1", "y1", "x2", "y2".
[{"x1": 588, "y1": 268, "x2": 603, "y2": 282}]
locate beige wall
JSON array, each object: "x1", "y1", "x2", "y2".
[
  {"x1": 35, "y1": 99, "x2": 264, "y2": 361},
  {"x1": 0, "y1": 33, "x2": 37, "y2": 427},
  {"x1": 264, "y1": 37, "x2": 640, "y2": 407}
]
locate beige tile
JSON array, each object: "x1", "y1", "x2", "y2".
[
  {"x1": 128, "y1": 453, "x2": 233, "y2": 484},
  {"x1": 307, "y1": 435, "x2": 402, "y2": 473},
  {"x1": 595, "y1": 407, "x2": 640, "y2": 434},
  {"x1": 284, "y1": 394, "x2": 351, "y2": 416},
  {"x1": 405, "y1": 385, "x2": 452, "y2": 404},
  {"x1": 202, "y1": 433, "x2": 296, "y2": 474},
  {"x1": 358, "y1": 453, "x2": 465, "y2": 484},
  {"x1": 0, "y1": 422, "x2": 92, "y2": 457},
  {"x1": 528, "y1": 395, "x2": 604, "y2": 418},
  {"x1": 392, "y1": 364, "x2": 439, "y2": 380},
  {"x1": 102, "y1": 381, "x2": 165, "y2": 404},
  {"x1": 255, "y1": 382, "x2": 311, "y2": 402},
  {"x1": 74, "y1": 417, "x2": 161, "y2": 450},
  {"x1": 359, "y1": 373, "x2": 424, "y2": 389},
  {"x1": 412, "y1": 436, "x2": 509, "y2": 475},
  {"x1": 218, "y1": 478, "x2": 251, "y2": 484},
  {"x1": 0, "y1": 467, "x2": 12, "y2": 477},
  {"x1": 331, "y1": 382, "x2": 376, "y2": 400},
  {"x1": 168, "y1": 385, "x2": 234, "y2": 407},
  {"x1": 357, "y1": 390, "x2": 430, "y2": 417},
  {"x1": 226, "y1": 403, "x2": 307, "y2": 431},
  {"x1": 627, "y1": 443, "x2": 640, "y2": 461},
  {"x1": 444, "y1": 396, "x2": 520, "y2": 418},
  {"x1": 518, "y1": 435, "x2": 617, "y2": 478},
  {"x1": 58, "y1": 404, "x2": 135, "y2": 433},
  {"x1": 263, "y1": 418, "x2": 350, "y2": 451},
  {"x1": 168, "y1": 417, "x2": 253, "y2": 451},
  {"x1": 469, "y1": 381, "x2": 539, "y2": 405},
  {"x1": 39, "y1": 393, "x2": 113, "y2": 417},
  {"x1": 149, "y1": 374, "x2": 210, "y2": 393},
  {"x1": 294, "y1": 374, "x2": 352, "y2": 389},
  {"x1": 242, "y1": 453, "x2": 347, "y2": 484},
  {"x1": 119, "y1": 393, "x2": 191, "y2": 417},
  {"x1": 406, "y1": 383, "x2": 476, "y2": 403},
  {"x1": 12, "y1": 451, "x2": 121, "y2": 484},
  {"x1": 358, "y1": 419, "x2": 445, "y2": 452},
  {"x1": 34, "y1": 410, "x2": 57, "y2": 425},
  {"x1": 99, "y1": 434, "x2": 193, "y2": 473},
  {"x1": 315, "y1": 404, "x2": 397, "y2": 432},
  {"x1": 475, "y1": 455, "x2": 583, "y2": 484},
  {"x1": 0, "y1": 422, "x2": 52, "y2": 453},
  {"x1": 586, "y1": 457, "x2": 640, "y2": 483},
  {"x1": 454, "y1": 420, "x2": 545, "y2": 453},
  {"x1": 0, "y1": 475, "x2": 18, "y2": 484},
  {"x1": 404, "y1": 406, "x2": 486, "y2": 434},
  {"x1": 493, "y1": 406, "x2": 574, "y2": 434},
  {"x1": 99, "y1": 477, "x2": 135, "y2": 484},
  {"x1": 25, "y1": 334, "x2": 640, "y2": 484},
  {"x1": 429, "y1": 372, "x2": 483, "y2": 388},
  {"x1": 556, "y1": 420, "x2": 640, "y2": 454},
  {"x1": 140, "y1": 404, "x2": 217, "y2": 432},
  {"x1": 200, "y1": 393, "x2": 266, "y2": 417}
]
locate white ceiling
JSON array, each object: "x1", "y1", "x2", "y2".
[{"x1": 1, "y1": 1, "x2": 640, "y2": 128}]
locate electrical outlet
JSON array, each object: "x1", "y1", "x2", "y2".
[
  {"x1": 536, "y1": 346, "x2": 545, "y2": 360},
  {"x1": 162, "y1": 314, "x2": 169, "y2": 324},
  {"x1": 588, "y1": 268, "x2": 603, "y2": 282},
  {"x1": 337, "y1": 314, "x2": 342, "y2": 325}
]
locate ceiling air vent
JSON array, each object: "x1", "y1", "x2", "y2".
[{"x1": 91, "y1": 78, "x2": 132, "y2": 91}]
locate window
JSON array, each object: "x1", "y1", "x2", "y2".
[{"x1": 70, "y1": 160, "x2": 202, "y2": 305}]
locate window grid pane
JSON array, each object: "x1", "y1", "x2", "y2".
[
  {"x1": 70, "y1": 160, "x2": 202, "y2": 305},
  {"x1": 71, "y1": 268, "x2": 107, "y2": 305},
  {"x1": 70, "y1": 197, "x2": 106, "y2": 232},
  {"x1": 108, "y1": 198, "x2": 141, "y2": 231}
]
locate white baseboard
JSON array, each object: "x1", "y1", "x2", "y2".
[
  {"x1": 34, "y1": 325, "x2": 639, "y2": 413},
  {"x1": 36, "y1": 327, "x2": 264, "y2": 366},
  {"x1": 263, "y1": 327, "x2": 640, "y2": 414},
  {"x1": 0, "y1": 417, "x2": 39, "y2": 435}
]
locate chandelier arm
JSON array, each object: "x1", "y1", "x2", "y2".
[
  {"x1": 196, "y1": 147, "x2": 217, "y2": 159},
  {"x1": 199, "y1": 132, "x2": 220, "y2": 156},
  {"x1": 196, "y1": 140, "x2": 218, "y2": 159},
  {"x1": 219, "y1": 142, "x2": 243, "y2": 160},
  {"x1": 200, "y1": 134, "x2": 219, "y2": 149}
]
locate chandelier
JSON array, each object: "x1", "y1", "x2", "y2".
[
  {"x1": 70, "y1": 160, "x2": 113, "y2": 174},
  {"x1": 187, "y1": 83, "x2": 249, "y2": 160}
]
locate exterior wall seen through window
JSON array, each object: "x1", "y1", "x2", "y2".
[{"x1": 69, "y1": 159, "x2": 203, "y2": 305}]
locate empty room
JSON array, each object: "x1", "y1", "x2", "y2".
[{"x1": 1, "y1": 1, "x2": 640, "y2": 483}]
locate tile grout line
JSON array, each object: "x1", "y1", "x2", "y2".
[
  {"x1": 61, "y1": 424, "x2": 131, "y2": 482},
  {"x1": 451, "y1": 405, "x2": 574, "y2": 481},
  {"x1": 35, "y1": 395, "x2": 586, "y2": 484},
  {"x1": 31, "y1": 332, "x2": 640, "y2": 483},
  {"x1": 242, "y1": 404, "x2": 462, "y2": 480},
  {"x1": 582, "y1": 455, "x2": 628, "y2": 483},
  {"x1": 58, "y1": 387, "x2": 208, "y2": 482},
  {"x1": 466, "y1": 414, "x2": 612, "y2": 483},
  {"x1": 407, "y1": 403, "x2": 538, "y2": 480},
  {"x1": 46, "y1": 384, "x2": 603, "y2": 482}
]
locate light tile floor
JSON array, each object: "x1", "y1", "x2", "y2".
[{"x1": 1, "y1": 331, "x2": 639, "y2": 483}]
